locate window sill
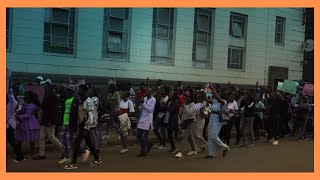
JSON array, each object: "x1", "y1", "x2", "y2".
[
  {"x1": 192, "y1": 66, "x2": 212, "y2": 69},
  {"x1": 227, "y1": 68, "x2": 245, "y2": 72},
  {"x1": 275, "y1": 43, "x2": 285, "y2": 47},
  {"x1": 42, "y1": 52, "x2": 76, "y2": 58},
  {"x1": 102, "y1": 57, "x2": 129, "y2": 62},
  {"x1": 150, "y1": 61, "x2": 174, "y2": 66},
  {"x1": 150, "y1": 57, "x2": 174, "y2": 66},
  {"x1": 230, "y1": 35, "x2": 246, "y2": 39}
]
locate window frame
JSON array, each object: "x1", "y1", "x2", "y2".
[
  {"x1": 229, "y1": 12, "x2": 247, "y2": 39},
  {"x1": 6, "y1": 8, "x2": 13, "y2": 51},
  {"x1": 227, "y1": 46, "x2": 245, "y2": 71},
  {"x1": 102, "y1": 8, "x2": 131, "y2": 61},
  {"x1": 192, "y1": 8, "x2": 214, "y2": 68},
  {"x1": 43, "y1": 8, "x2": 77, "y2": 57},
  {"x1": 275, "y1": 16, "x2": 286, "y2": 46},
  {"x1": 151, "y1": 8, "x2": 176, "y2": 65}
]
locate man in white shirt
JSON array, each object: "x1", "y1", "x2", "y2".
[{"x1": 136, "y1": 88, "x2": 156, "y2": 157}]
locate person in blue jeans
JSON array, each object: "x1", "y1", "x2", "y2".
[{"x1": 136, "y1": 88, "x2": 156, "y2": 157}]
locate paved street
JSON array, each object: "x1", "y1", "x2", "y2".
[{"x1": 6, "y1": 135, "x2": 313, "y2": 172}]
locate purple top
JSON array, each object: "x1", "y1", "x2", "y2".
[
  {"x1": 16, "y1": 103, "x2": 40, "y2": 131},
  {"x1": 6, "y1": 89, "x2": 18, "y2": 129},
  {"x1": 137, "y1": 96, "x2": 156, "y2": 131}
]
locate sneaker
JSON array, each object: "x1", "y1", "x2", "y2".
[
  {"x1": 187, "y1": 151, "x2": 198, "y2": 156},
  {"x1": 158, "y1": 145, "x2": 167, "y2": 150},
  {"x1": 168, "y1": 148, "x2": 177, "y2": 153},
  {"x1": 58, "y1": 158, "x2": 70, "y2": 164},
  {"x1": 222, "y1": 147, "x2": 230, "y2": 157},
  {"x1": 137, "y1": 152, "x2": 146, "y2": 157},
  {"x1": 175, "y1": 152, "x2": 183, "y2": 158},
  {"x1": 90, "y1": 159, "x2": 102, "y2": 166},
  {"x1": 64, "y1": 164, "x2": 77, "y2": 170},
  {"x1": 82, "y1": 150, "x2": 90, "y2": 162},
  {"x1": 147, "y1": 143, "x2": 153, "y2": 153},
  {"x1": 248, "y1": 144, "x2": 255, "y2": 147},
  {"x1": 13, "y1": 158, "x2": 26, "y2": 163},
  {"x1": 204, "y1": 155, "x2": 215, "y2": 159},
  {"x1": 272, "y1": 140, "x2": 279, "y2": 145},
  {"x1": 120, "y1": 149, "x2": 129, "y2": 154},
  {"x1": 32, "y1": 155, "x2": 46, "y2": 160}
]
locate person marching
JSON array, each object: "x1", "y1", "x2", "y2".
[{"x1": 64, "y1": 87, "x2": 102, "y2": 170}]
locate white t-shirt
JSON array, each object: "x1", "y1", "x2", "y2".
[
  {"x1": 226, "y1": 100, "x2": 239, "y2": 118},
  {"x1": 119, "y1": 100, "x2": 135, "y2": 113}
]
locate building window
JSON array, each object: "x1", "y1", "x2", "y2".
[
  {"x1": 229, "y1": 13, "x2": 247, "y2": 38},
  {"x1": 275, "y1": 16, "x2": 285, "y2": 45},
  {"x1": 6, "y1": 8, "x2": 12, "y2": 50},
  {"x1": 43, "y1": 8, "x2": 76, "y2": 55},
  {"x1": 151, "y1": 8, "x2": 175, "y2": 64},
  {"x1": 228, "y1": 46, "x2": 244, "y2": 70},
  {"x1": 192, "y1": 8, "x2": 213, "y2": 68},
  {"x1": 103, "y1": 8, "x2": 130, "y2": 59}
]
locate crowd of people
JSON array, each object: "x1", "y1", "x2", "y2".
[{"x1": 6, "y1": 78, "x2": 314, "y2": 170}]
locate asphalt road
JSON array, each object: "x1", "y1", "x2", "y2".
[{"x1": 6, "y1": 135, "x2": 313, "y2": 172}]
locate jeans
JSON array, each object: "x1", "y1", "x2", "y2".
[
  {"x1": 268, "y1": 114, "x2": 282, "y2": 141},
  {"x1": 60, "y1": 125, "x2": 73, "y2": 158},
  {"x1": 106, "y1": 121, "x2": 128, "y2": 149},
  {"x1": 240, "y1": 116, "x2": 254, "y2": 145},
  {"x1": 226, "y1": 116, "x2": 241, "y2": 145},
  {"x1": 207, "y1": 121, "x2": 229, "y2": 157},
  {"x1": 253, "y1": 115, "x2": 262, "y2": 141},
  {"x1": 39, "y1": 125, "x2": 64, "y2": 156},
  {"x1": 153, "y1": 117, "x2": 167, "y2": 146},
  {"x1": 297, "y1": 116, "x2": 308, "y2": 139},
  {"x1": 7, "y1": 126, "x2": 25, "y2": 161},
  {"x1": 72, "y1": 127, "x2": 100, "y2": 164},
  {"x1": 89, "y1": 128, "x2": 99, "y2": 150},
  {"x1": 167, "y1": 127, "x2": 178, "y2": 149},
  {"x1": 136, "y1": 128, "x2": 152, "y2": 154}
]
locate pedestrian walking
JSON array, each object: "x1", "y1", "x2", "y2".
[
  {"x1": 175, "y1": 91, "x2": 197, "y2": 158},
  {"x1": 136, "y1": 88, "x2": 156, "y2": 157},
  {"x1": 64, "y1": 87, "x2": 102, "y2": 170},
  {"x1": 205, "y1": 84, "x2": 229, "y2": 159}
]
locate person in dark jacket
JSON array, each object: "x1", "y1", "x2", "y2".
[
  {"x1": 165, "y1": 89, "x2": 179, "y2": 153},
  {"x1": 239, "y1": 90, "x2": 255, "y2": 147},
  {"x1": 33, "y1": 85, "x2": 64, "y2": 160},
  {"x1": 268, "y1": 92, "x2": 286, "y2": 145}
]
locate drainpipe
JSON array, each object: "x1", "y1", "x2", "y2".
[{"x1": 264, "y1": 9, "x2": 270, "y2": 87}]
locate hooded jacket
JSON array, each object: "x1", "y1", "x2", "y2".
[{"x1": 83, "y1": 96, "x2": 99, "y2": 130}]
